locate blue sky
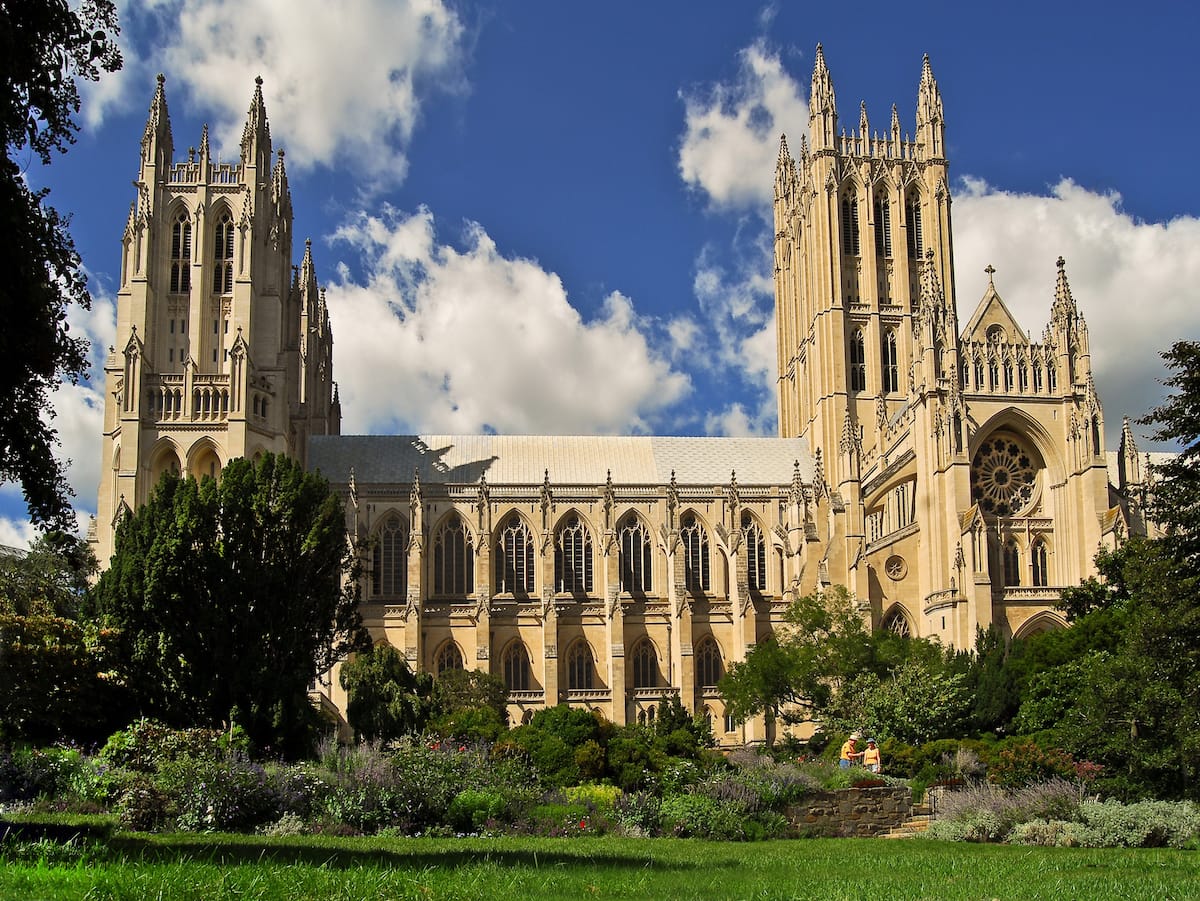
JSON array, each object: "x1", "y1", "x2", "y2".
[{"x1": 5, "y1": 0, "x2": 1200, "y2": 545}]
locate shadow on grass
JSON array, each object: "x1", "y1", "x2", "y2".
[{"x1": 100, "y1": 833, "x2": 713, "y2": 873}]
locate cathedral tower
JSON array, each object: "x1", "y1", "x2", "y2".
[
  {"x1": 774, "y1": 48, "x2": 1113, "y2": 647},
  {"x1": 91, "y1": 76, "x2": 340, "y2": 566}
]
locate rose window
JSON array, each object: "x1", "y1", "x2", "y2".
[{"x1": 970, "y1": 434, "x2": 1038, "y2": 516}]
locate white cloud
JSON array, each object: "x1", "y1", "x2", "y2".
[
  {"x1": 326, "y1": 206, "x2": 690, "y2": 436},
  {"x1": 678, "y1": 40, "x2": 808, "y2": 211},
  {"x1": 84, "y1": 0, "x2": 466, "y2": 181},
  {"x1": 952, "y1": 179, "x2": 1200, "y2": 447}
]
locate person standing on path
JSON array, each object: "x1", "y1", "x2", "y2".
[{"x1": 839, "y1": 732, "x2": 864, "y2": 768}]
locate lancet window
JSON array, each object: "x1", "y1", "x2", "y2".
[
  {"x1": 882, "y1": 329, "x2": 899, "y2": 393},
  {"x1": 502, "y1": 641, "x2": 532, "y2": 691},
  {"x1": 695, "y1": 636, "x2": 723, "y2": 688},
  {"x1": 1032, "y1": 539, "x2": 1049, "y2": 587},
  {"x1": 371, "y1": 513, "x2": 407, "y2": 598},
  {"x1": 170, "y1": 212, "x2": 191, "y2": 293},
  {"x1": 742, "y1": 512, "x2": 766, "y2": 593},
  {"x1": 566, "y1": 641, "x2": 595, "y2": 691},
  {"x1": 841, "y1": 193, "x2": 860, "y2": 256},
  {"x1": 681, "y1": 513, "x2": 710, "y2": 593},
  {"x1": 434, "y1": 642, "x2": 464, "y2": 675},
  {"x1": 906, "y1": 194, "x2": 923, "y2": 259},
  {"x1": 496, "y1": 514, "x2": 535, "y2": 596},
  {"x1": 874, "y1": 195, "x2": 892, "y2": 258},
  {"x1": 619, "y1": 515, "x2": 653, "y2": 594},
  {"x1": 631, "y1": 639, "x2": 659, "y2": 689},
  {"x1": 1003, "y1": 539, "x2": 1021, "y2": 587},
  {"x1": 432, "y1": 513, "x2": 474, "y2": 597},
  {"x1": 213, "y1": 210, "x2": 234, "y2": 294},
  {"x1": 555, "y1": 514, "x2": 593, "y2": 594},
  {"x1": 849, "y1": 328, "x2": 867, "y2": 392}
]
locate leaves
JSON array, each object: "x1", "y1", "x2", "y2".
[{"x1": 89, "y1": 453, "x2": 369, "y2": 756}]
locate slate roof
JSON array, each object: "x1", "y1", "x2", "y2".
[{"x1": 308, "y1": 435, "x2": 814, "y2": 486}]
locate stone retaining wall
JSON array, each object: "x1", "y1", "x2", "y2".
[{"x1": 786, "y1": 785, "x2": 912, "y2": 837}]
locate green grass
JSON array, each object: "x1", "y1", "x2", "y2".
[{"x1": 1, "y1": 831, "x2": 1197, "y2": 900}]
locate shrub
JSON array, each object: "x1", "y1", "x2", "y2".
[
  {"x1": 564, "y1": 783, "x2": 622, "y2": 817},
  {"x1": 114, "y1": 776, "x2": 172, "y2": 832},
  {"x1": 1076, "y1": 799, "x2": 1200, "y2": 849},
  {"x1": 259, "y1": 812, "x2": 308, "y2": 837},
  {"x1": 659, "y1": 793, "x2": 746, "y2": 840},
  {"x1": 927, "y1": 778, "x2": 1083, "y2": 843},
  {"x1": 613, "y1": 790, "x2": 660, "y2": 836},
  {"x1": 100, "y1": 720, "x2": 237, "y2": 772},
  {"x1": 448, "y1": 789, "x2": 506, "y2": 832},
  {"x1": 0, "y1": 747, "x2": 83, "y2": 802},
  {"x1": 156, "y1": 755, "x2": 281, "y2": 833},
  {"x1": 988, "y1": 740, "x2": 1078, "y2": 788}
]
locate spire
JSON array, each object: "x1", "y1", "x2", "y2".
[
  {"x1": 890, "y1": 103, "x2": 901, "y2": 144},
  {"x1": 240, "y1": 75, "x2": 272, "y2": 170},
  {"x1": 859, "y1": 99, "x2": 869, "y2": 140},
  {"x1": 1118, "y1": 417, "x2": 1142, "y2": 489},
  {"x1": 198, "y1": 122, "x2": 210, "y2": 170},
  {"x1": 809, "y1": 43, "x2": 837, "y2": 151},
  {"x1": 775, "y1": 133, "x2": 796, "y2": 197},
  {"x1": 916, "y1": 53, "x2": 945, "y2": 159},
  {"x1": 1051, "y1": 255, "x2": 1078, "y2": 325},
  {"x1": 777, "y1": 132, "x2": 791, "y2": 164},
  {"x1": 140, "y1": 73, "x2": 174, "y2": 174}
]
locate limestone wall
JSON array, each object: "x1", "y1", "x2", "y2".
[{"x1": 787, "y1": 785, "x2": 912, "y2": 837}]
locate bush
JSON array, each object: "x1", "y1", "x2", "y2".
[
  {"x1": 156, "y1": 755, "x2": 281, "y2": 832},
  {"x1": 659, "y1": 793, "x2": 746, "y2": 840},
  {"x1": 0, "y1": 747, "x2": 83, "y2": 802},
  {"x1": 564, "y1": 783, "x2": 622, "y2": 817},
  {"x1": 114, "y1": 776, "x2": 172, "y2": 832},
  {"x1": 100, "y1": 720, "x2": 238, "y2": 772},
  {"x1": 448, "y1": 789, "x2": 506, "y2": 832},
  {"x1": 926, "y1": 779, "x2": 1084, "y2": 843},
  {"x1": 988, "y1": 740, "x2": 1077, "y2": 787},
  {"x1": 613, "y1": 790, "x2": 660, "y2": 836}
]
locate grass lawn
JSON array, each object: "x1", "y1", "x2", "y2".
[{"x1": 1, "y1": 829, "x2": 1197, "y2": 900}]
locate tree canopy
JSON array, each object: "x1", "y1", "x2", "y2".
[
  {"x1": 0, "y1": 0, "x2": 122, "y2": 530},
  {"x1": 89, "y1": 453, "x2": 369, "y2": 756},
  {"x1": 340, "y1": 643, "x2": 434, "y2": 743}
]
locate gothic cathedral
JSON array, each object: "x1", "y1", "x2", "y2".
[{"x1": 93, "y1": 51, "x2": 1151, "y2": 743}]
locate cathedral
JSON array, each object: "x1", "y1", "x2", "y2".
[{"x1": 91, "y1": 49, "x2": 1152, "y2": 744}]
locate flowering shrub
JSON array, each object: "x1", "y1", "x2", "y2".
[
  {"x1": 613, "y1": 790, "x2": 660, "y2": 836},
  {"x1": 987, "y1": 740, "x2": 1080, "y2": 788},
  {"x1": 0, "y1": 747, "x2": 82, "y2": 802},
  {"x1": 157, "y1": 755, "x2": 281, "y2": 833}
]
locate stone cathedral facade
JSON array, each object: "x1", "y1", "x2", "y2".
[{"x1": 93, "y1": 51, "x2": 1153, "y2": 744}]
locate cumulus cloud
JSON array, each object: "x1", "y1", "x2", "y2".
[
  {"x1": 678, "y1": 40, "x2": 808, "y2": 211},
  {"x1": 325, "y1": 206, "x2": 690, "y2": 436},
  {"x1": 953, "y1": 179, "x2": 1200, "y2": 446},
  {"x1": 84, "y1": 0, "x2": 466, "y2": 181}
]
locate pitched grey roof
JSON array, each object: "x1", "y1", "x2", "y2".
[{"x1": 308, "y1": 435, "x2": 813, "y2": 486}]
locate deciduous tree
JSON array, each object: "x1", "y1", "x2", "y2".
[{"x1": 0, "y1": 0, "x2": 122, "y2": 530}]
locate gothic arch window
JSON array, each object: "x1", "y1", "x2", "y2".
[
  {"x1": 618, "y1": 514, "x2": 652, "y2": 594},
  {"x1": 1018, "y1": 361, "x2": 1029, "y2": 393},
  {"x1": 988, "y1": 357, "x2": 1000, "y2": 391},
  {"x1": 1003, "y1": 361, "x2": 1014, "y2": 393},
  {"x1": 555, "y1": 513, "x2": 593, "y2": 594},
  {"x1": 432, "y1": 513, "x2": 474, "y2": 598},
  {"x1": 973, "y1": 357, "x2": 985, "y2": 390},
  {"x1": 970, "y1": 432, "x2": 1040, "y2": 517},
  {"x1": 840, "y1": 192, "x2": 860, "y2": 256},
  {"x1": 631, "y1": 638, "x2": 659, "y2": 689},
  {"x1": 371, "y1": 513, "x2": 408, "y2": 598},
  {"x1": 501, "y1": 641, "x2": 531, "y2": 691},
  {"x1": 1091, "y1": 416, "x2": 1102, "y2": 456},
  {"x1": 873, "y1": 194, "x2": 892, "y2": 258},
  {"x1": 496, "y1": 514, "x2": 535, "y2": 596},
  {"x1": 680, "y1": 513, "x2": 710, "y2": 593},
  {"x1": 566, "y1": 640, "x2": 595, "y2": 691},
  {"x1": 434, "y1": 641, "x2": 463, "y2": 675},
  {"x1": 1033, "y1": 360, "x2": 1044, "y2": 393},
  {"x1": 742, "y1": 512, "x2": 766, "y2": 593},
  {"x1": 882, "y1": 607, "x2": 912, "y2": 637},
  {"x1": 694, "y1": 636, "x2": 723, "y2": 688},
  {"x1": 213, "y1": 209, "x2": 234, "y2": 294},
  {"x1": 724, "y1": 711, "x2": 738, "y2": 734},
  {"x1": 881, "y1": 329, "x2": 900, "y2": 393},
  {"x1": 170, "y1": 211, "x2": 191, "y2": 293},
  {"x1": 1003, "y1": 539, "x2": 1021, "y2": 587},
  {"x1": 1031, "y1": 539, "x2": 1050, "y2": 587},
  {"x1": 849, "y1": 328, "x2": 867, "y2": 392},
  {"x1": 1047, "y1": 363, "x2": 1057, "y2": 392},
  {"x1": 905, "y1": 193, "x2": 923, "y2": 260}
]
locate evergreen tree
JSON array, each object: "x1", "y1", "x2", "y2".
[
  {"x1": 90, "y1": 454, "x2": 369, "y2": 756},
  {"x1": 340, "y1": 643, "x2": 434, "y2": 742}
]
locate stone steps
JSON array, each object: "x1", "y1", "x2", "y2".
[{"x1": 880, "y1": 811, "x2": 932, "y2": 839}]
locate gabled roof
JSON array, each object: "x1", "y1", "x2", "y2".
[
  {"x1": 308, "y1": 434, "x2": 814, "y2": 487},
  {"x1": 961, "y1": 276, "x2": 1029, "y2": 345}
]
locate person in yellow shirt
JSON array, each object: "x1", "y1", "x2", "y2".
[
  {"x1": 862, "y1": 738, "x2": 881, "y2": 774},
  {"x1": 839, "y1": 732, "x2": 863, "y2": 768}
]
